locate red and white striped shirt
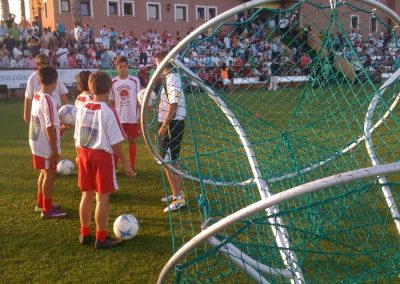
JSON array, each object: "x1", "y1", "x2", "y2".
[
  {"x1": 74, "y1": 101, "x2": 126, "y2": 154},
  {"x1": 75, "y1": 92, "x2": 94, "y2": 109},
  {"x1": 29, "y1": 92, "x2": 61, "y2": 158},
  {"x1": 109, "y1": 76, "x2": 141, "y2": 123}
]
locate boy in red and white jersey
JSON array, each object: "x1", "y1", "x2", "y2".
[
  {"x1": 74, "y1": 70, "x2": 93, "y2": 109},
  {"x1": 23, "y1": 55, "x2": 68, "y2": 123},
  {"x1": 109, "y1": 56, "x2": 141, "y2": 175},
  {"x1": 29, "y1": 66, "x2": 67, "y2": 219},
  {"x1": 74, "y1": 71, "x2": 134, "y2": 249}
]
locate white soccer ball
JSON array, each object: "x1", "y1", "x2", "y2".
[
  {"x1": 56, "y1": 159, "x2": 74, "y2": 176},
  {"x1": 59, "y1": 104, "x2": 77, "y2": 126},
  {"x1": 137, "y1": 89, "x2": 156, "y2": 107},
  {"x1": 113, "y1": 214, "x2": 139, "y2": 240}
]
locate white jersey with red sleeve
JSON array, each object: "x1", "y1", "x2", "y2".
[
  {"x1": 74, "y1": 101, "x2": 126, "y2": 154},
  {"x1": 109, "y1": 76, "x2": 141, "y2": 123},
  {"x1": 25, "y1": 71, "x2": 68, "y2": 108},
  {"x1": 29, "y1": 92, "x2": 61, "y2": 158},
  {"x1": 74, "y1": 92, "x2": 94, "y2": 109}
]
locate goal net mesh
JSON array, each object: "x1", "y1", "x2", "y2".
[{"x1": 143, "y1": 0, "x2": 400, "y2": 282}]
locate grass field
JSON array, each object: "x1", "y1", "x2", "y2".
[
  {"x1": 1, "y1": 78, "x2": 399, "y2": 283},
  {"x1": 0, "y1": 98, "x2": 172, "y2": 283}
]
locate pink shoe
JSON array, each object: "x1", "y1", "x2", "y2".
[
  {"x1": 35, "y1": 204, "x2": 60, "y2": 213},
  {"x1": 41, "y1": 208, "x2": 67, "y2": 219}
]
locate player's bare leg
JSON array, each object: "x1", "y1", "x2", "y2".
[
  {"x1": 80, "y1": 190, "x2": 95, "y2": 229},
  {"x1": 127, "y1": 136, "x2": 137, "y2": 175}
]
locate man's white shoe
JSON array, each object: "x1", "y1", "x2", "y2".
[
  {"x1": 161, "y1": 194, "x2": 174, "y2": 202},
  {"x1": 164, "y1": 197, "x2": 186, "y2": 213}
]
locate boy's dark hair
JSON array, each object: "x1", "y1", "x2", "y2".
[
  {"x1": 114, "y1": 55, "x2": 128, "y2": 67},
  {"x1": 89, "y1": 71, "x2": 112, "y2": 95},
  {"x1": 155, "y1": 51, "x2": 173, "y2": 70},
  {"x1": 38, "y1": 66, "x2": 58, "y2": 85},
  {"x1": 76, "y1": 70, "x2": 91, "y2": 92}
]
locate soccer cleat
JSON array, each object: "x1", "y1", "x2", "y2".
[
  {"x1": 164, "y1": 197, "x2": 186, "y2": 213},
  {"x1": 41, "y1": 208, "x2": 67, "y2": 219},
  {"x1": 160, "y1": 194, "x2": 174, "y2": 203},
  {"x1": 95, "y1": 237, "x2": 123, "y2": 250},
  {"x1": 35, "y1": 204, "x2": 60, "y2": 213},
  {"x1": 79, "y1": 235, "x2": 91, "y2": 245}
]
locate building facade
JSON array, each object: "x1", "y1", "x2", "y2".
[
  {"x1": 298, "y1": 1, "x2": 399, "y2": 37},
  {"x1": 29, "y1": 1, "x2": 399, "y2": 37},
  {"x1": 29, "y1": 0, "x2": 244, "y2": 36}
]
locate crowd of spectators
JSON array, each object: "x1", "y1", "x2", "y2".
[
  {"x1": 0, "y1": 12, "x2": 398, "y2": 85},
  {"x1": 0, "y1": 13, "x2": 186, "y2": 70}
]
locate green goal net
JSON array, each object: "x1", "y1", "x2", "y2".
[{"x1": 142, "y1": 0, "x2": 400, "y2": 282}]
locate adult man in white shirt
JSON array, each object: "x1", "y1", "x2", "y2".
[
  {"x1": 74, "y1": 23, "x2": 83, "y2": 48},
  {"x1": 155, "y1": 51, "x2": 186, "y2": 213}
]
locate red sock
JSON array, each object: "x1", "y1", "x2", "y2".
[
  {"x1": 43, "y1": 198, "x2": 52, "y2": 213},
  {"x1": 80, "y1": 226, "x2": 91, "y2": 236},
  {"x1": 114, "y1": 154, "x2": 119, "y2": 169},
  {"x1": 129, "y1": 144, "x2": 137, "y2": 168},
  {"x1": 96, "y1": 230, "x2": 107, "y2": 242},
  {"x1": 37, "y1": 191, "x2": 43, "y2": 207}
]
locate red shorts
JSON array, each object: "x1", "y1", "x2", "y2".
[
  {"x1": 122, "y1": 123, "x2": 141, "y2": 138},
  {"x1": 77, "y1": 148, "x2": 118, "y2": 194},
  {"x1": 32, "y1": 155, "x2": 56, "y2": 170}
]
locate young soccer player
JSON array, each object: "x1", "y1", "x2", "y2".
[
  {"x1": 74, "y1": 71, "x2": 134, "y2": 249},
  {"x1": 74, "y1": 70, "x2": 93, "y2": 109},
  {"x1": 29, "y1": 66, "x2": 67, "y2": 219},
  {"x1": 109, "y1": 56, "x2": 141, "y2": 175},
  {"x1": 23, "y1": 55, "x2": 68, "y2": 123},
  {"x1": 155, "y1": 51, "x2": 186, "y2": 213}
]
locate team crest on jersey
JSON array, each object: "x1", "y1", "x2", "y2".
[
  {"x1": 80, "y1": 123, "x2": 98, "y2": 148},
  {"x1": 120, "y1": 89, "x2": 129, "y2": 96},
  {"x1": 29, "y1": 116, "x2": 41, "y2": 141}
]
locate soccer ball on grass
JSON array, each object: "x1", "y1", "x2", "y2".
[
  {"x1": 113, "y1": 214, "x2": 139, "y2": 240},
  {"x1": 56, "y1": 159, "x2": 74, "y2": 176}
]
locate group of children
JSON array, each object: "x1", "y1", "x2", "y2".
[{"x1": 24, "y1": 52, "x2": 187, "y2": 249}]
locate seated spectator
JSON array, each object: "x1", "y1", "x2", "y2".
[
  {"x1": 68, "y1": 51, "x2": 78, "y2": 68},
  {"x1": 231, "y1": 56, "x2": 243, "y2": 74},
  {"x1": 90, "y1": 56, "x2": 101, "y2": 68},
  {"x1": 10, "y1": 55, "x2": 24, "y2": 68},
  {"x1": 3, "y1": 33, "x2": 16, "y2": 56},
  {"x1": 300, "y1": 53, "x2": 312, "y2": 75},
  {"x1": 24, "y1": 52, "x2": 36, "y2": 68},
  {"x1": 0, "y1": 44, "x2": 10, "y2": 68},
  {"x1": 13, "y1": 43, "x2": 23, "y2": 59},
  {"x1": 220, "y1": 62, "x2": 231, "y2": 89},
  {"x1": 39, "y1": 42, "x2": 50, "y2": 57},
  {"x1": 8, "y1": 23, "x2": 20, "y2": 43},
  {"x1": 0, "y1": 20, "x2": 8, "y2": 40}
]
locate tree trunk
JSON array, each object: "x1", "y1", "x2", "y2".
[
  {"x1": 71, "y1": 0, "x2": 81, "y2": 26},
  {"x1": 0, "y1": 0, "x2": 10, "y2": 20},
  {"x1": 20, "y1": 0, "x2": 25, "y2": 18}
]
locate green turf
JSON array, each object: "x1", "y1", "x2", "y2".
[{"x1": 0, "y1": 98, "x2": 171, "y2": 283}]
